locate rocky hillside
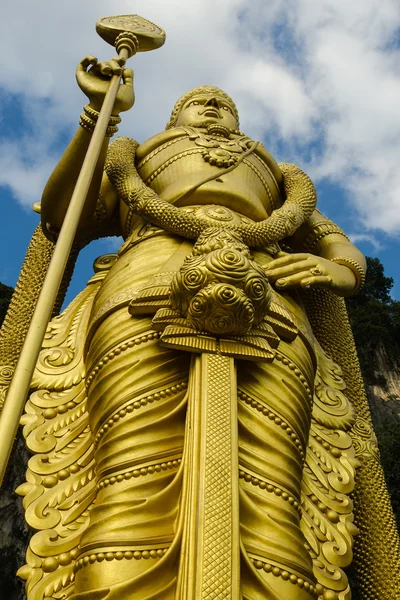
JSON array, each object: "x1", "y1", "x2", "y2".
[
  {"x1": 0, "y1": 281, "x2": 29, "y2": 600},
  {"x1": 367, "y1": 345, "x2": 400, "y2": 427},
  {"x1": 0, "y1": 434, "x2": 30, "y2": 600},
  {"x1": 345, "y1": 257, "x2": 400, "y2": 529}
]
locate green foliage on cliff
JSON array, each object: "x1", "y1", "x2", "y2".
[
  {"x1": 0, "y1": 282, "x2": 13, "y2": 328},
  {"x1": 346, "y1": 257, "x2": 400, "y2": 385},
  {"x1": 374, "y1": 422, "x2": 400, "y2": 521}
]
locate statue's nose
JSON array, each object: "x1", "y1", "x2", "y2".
[{"x1": 205, "y1": 97, "x2": 220, "y2": 108}]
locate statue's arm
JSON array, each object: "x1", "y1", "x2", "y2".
[
  {"x1": 292, "y1": 209, "x2": 366, "y2": 288},
  {"x1": 266, "y1": 209, "x2": 366, "y2": 296},
  {"x1": 40, "y1": 56, "x2": 134, "y2": 237},
  {"x1": 41, "y1": 127, "x2": 111, "y2": 235}
]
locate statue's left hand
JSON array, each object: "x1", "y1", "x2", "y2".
[{"x1": 265, "y1": 252, "x2": 357, "y2": 296}]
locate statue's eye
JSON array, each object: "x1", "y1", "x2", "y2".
[{"x1": 189, "y1": 100, "x2": 199, "y2": 106}]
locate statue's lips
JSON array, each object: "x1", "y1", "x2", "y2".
[{"x1": 202, "y1": 109, "x2": 220, "y2": 118}]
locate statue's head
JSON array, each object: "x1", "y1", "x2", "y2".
[{"x1": 166, "y1": 85, "x2": 239, "y2": 131}]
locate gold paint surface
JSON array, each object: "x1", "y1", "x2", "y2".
[
  {"x1": 177, "y1": 353, "x2": 239, "y2": 598},
  {"x1": 1, "y1": 30, "x2": 398, "y2": 600}
]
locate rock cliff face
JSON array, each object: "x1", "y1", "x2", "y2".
[
  {"x1": 0, "y1": 432, "x2": 31, "y2": 600},
  {"x1": 367, "y1": 346, "x2": 400, "y2": 428}
]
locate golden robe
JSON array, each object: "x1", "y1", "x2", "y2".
[{"x1": 12, "y1": 128, "x2": 400, "y2": 600}]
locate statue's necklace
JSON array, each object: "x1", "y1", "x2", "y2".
[{"x1": 182, "y1": 125, "x2": 252, "y2": 168}]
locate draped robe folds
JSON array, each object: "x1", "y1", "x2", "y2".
[
  {"x1": 72, "y1": 224, "x2": 318, "y2": 600},
  {"x1": 16, "y1": 129, "x2": 369, "y2": 600}
]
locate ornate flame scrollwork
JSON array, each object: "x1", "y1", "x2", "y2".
[{"x1": 0, "y1": 365, "x2": 14, "y2": 411}]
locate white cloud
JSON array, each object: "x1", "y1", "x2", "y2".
[
  {"x1": 291, "y1": 0, "x2": 400, "y2": 232},
  {"x1": 0, "y1": 0, "x2": 400, "y2": 236},
  {"x1": 347, "y1": 232, "x2": 383, "y2": 252}
]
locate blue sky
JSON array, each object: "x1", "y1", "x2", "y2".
[{"x1": 1, "y1": 0, "x2": 400, "y2": 301}]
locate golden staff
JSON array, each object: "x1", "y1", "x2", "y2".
[{"x1": 0, "y1": 15, "x2": 165, "y2": 484}]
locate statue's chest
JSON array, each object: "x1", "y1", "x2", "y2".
[{"x1": 135, "y1": 129, "x2": 282, "y2": 220}]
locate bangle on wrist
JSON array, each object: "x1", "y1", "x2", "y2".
[
  {"x1": 84, "y1": 105, "x2": 121, "y2": 126},
  {"x1": 79, "y1": 105, "x2": 121, "y2": 137},
  {"x1": 330, "y1": 256, "x2": 366, "y2": 290}
]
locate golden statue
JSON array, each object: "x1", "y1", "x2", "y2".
[{"x1": 0, "y1": 14, "x2": 399, "y2": 600}]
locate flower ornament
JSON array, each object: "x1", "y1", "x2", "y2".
[
  {"x1": 170, "y1": 229, "x2": 272, "y2": 336},
  {"x1": 187, "y1": 283, "x2": 254, "y2": 335},
  {"x1": 204, "y1": 147, "x2": 238, "y2": 168}
]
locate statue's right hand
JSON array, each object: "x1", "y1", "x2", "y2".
[{"x1": 76, "y1": 55, "x2": 135, "y2": 115}]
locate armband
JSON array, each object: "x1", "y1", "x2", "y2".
[{"x1": 302, "y1": 222, "x2": 349, "y2": 254}]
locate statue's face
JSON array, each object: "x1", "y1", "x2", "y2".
[{"x1": 175, "y1": 93, "x2": 238, "y2": 130}]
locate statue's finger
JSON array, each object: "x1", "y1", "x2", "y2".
[
  {"x1": 266, "y1": 253, "x2": 311, "y2": 270},
  {"x1": 98, "y1": 62, "x2": 113, "y2": 76},
  {"x1": 76, "y1": 56, "x2": 98, "y2": 87},
  {"x1": 122, "y1": 68, "x2": 134, "y2": 86},
  {"x1": 115, "y1": 55, "x2": 127, "y2": 67},
  {"x1": 275, "y1": 271, "x2": 311, "y2": 288},
  {"x1": 107, "y1": 59, "x2": 123, "y2": 75},
  {"x1": 77, "y1": 56, "x2": 98, "y2": 73},
  {"x1": 266, "y1": 260, "x2": 311, "y2": 280},
  {"x1": 300, "y1": 275, "x2": 332, "y2": 288}
]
